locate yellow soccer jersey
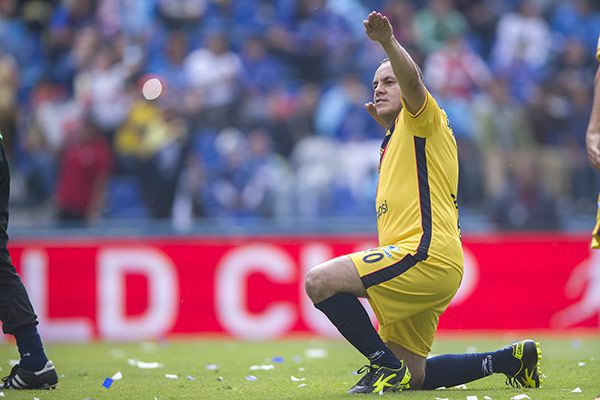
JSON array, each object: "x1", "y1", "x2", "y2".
[{"x1": 376, "y1": 90, "x2": 462, "y2": 272}]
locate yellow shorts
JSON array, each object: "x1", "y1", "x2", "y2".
[
  {"x1": 348, "y1": 245, "x2": 462, "y2": 357},
  {"x1": 593, "y1": 194, "x2": 600, "y2": 249}
]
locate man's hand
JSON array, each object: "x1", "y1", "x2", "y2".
[
  {"x1": 365, "y1": 102, "x2": 390, "y2": 129},
  {"x1": 363, "y1": 12, "x2": 393, "y2": 44},
  {"x1": 587, "y1": 131, "x2": 600, "y2": 171}
]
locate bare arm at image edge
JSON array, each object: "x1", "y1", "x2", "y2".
[{"x1": 586, "y1": 37, "x2": 600, "y2": 170}]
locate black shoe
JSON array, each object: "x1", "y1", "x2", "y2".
[
  {"x1": 505, "y1": 340, "x2": 542, "y2": 388},
  {"x1": 0, "y1": 360, "x2": 58, "y2": 389},
  {"x1": 347, "y1": 363, "x2": 411, "y2": 394}
]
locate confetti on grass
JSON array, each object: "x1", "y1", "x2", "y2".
[
  {"x1": 511, "y1": 395, "x2": 530, "y2": 400},
  {"x1": 186, "y1": 375, "x2": 195, "y2": 381},
  {"x1": 102, "y1": 378, "x2": 113, "y2": 389},
  {"x1": 272, "y1": 356, "x2": 284, "y2": 363},
  {"x1": 484, "y1": 396, "x2": 493, "y2": 400},
  {"x1": 109, "y1": 349, "x2": 124, "y2": 359},
  {"x1": 111, "y1": 371, "x2": 122, "y2": 380},
  {"x1": 290, "y1": 376, "x2": 305, "y2": 382},
  {"x1": 164, "y1": 374, "x2": 178, "y2": 379},
  {"x1": 297, "y1": 383, "x2": 306, "y2": 388},
  {"x1": 206, "y1": 364, "x2": 219, "y2": 371},
  {"x1": 572, "y1": 387, "x2": 582, "y2": 393},
  {"x1": 127, "y1": 359, "x2": 163, "y2": 369},
  {"x1": 249, "y1": 364, "x2": 274, "y2": 371},
  {"x1": 454, "y1": 384, "x2": 468, "y2": 389},
  {"x1": 304, "y1": 348, "x2": 327, "y2": 359},
  {"x1": 245, "y1": 375, "x2": 258, "y2": 381},
  {"x1": 578, "y1": 362, "x2": 586, "y2": 367},
  {"x1": 467, "y1": 396, "x2": 478, "y2": 400}
]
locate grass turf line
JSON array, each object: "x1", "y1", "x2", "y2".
[{"x1": 0, "y1": 336, "x2": 598, "y2": 399}]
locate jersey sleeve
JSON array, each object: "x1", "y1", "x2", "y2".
[{"x1": 398, "y1": 89, "x2": 447, "y2": 138}]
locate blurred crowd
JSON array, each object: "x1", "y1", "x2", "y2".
[{"x1": 0, "y1": 0, "x2": 599, "y2": 230}]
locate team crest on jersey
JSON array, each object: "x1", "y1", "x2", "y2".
[{"x1": 382, "y1": 245, "x2": 398, "y2": 258}]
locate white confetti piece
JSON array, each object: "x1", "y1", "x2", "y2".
[
  {"x1": 484, "y1": 397, "x2": 493, "y2": 400},
  {"x1": 8, "y1": 360, "x2": 18, "y2": 367},
  {"x1": 435, "y1": 398, "x2": 448, "y2": 400},
  {"x1": 572, "y1": 387, "x2": 582, "y2": 393},
  {"x1": 140, "y1": 342, "x2": 157, "y2": 353},
  {"x1": 298, "y1": 367, "x2": 305, "y2": 372},
  {"x1": 33, "y1": 397, "x2": 39, "y2": 400},
  {"x1": 186, "y1": 375, "x2": 195, "y2": 381},
  {"x1": 110, "y1": 349, "x2": 124, "y2": 358},
  {"x1": 304, "y1": 348, "x2": 327, "y2": 359},
  {"x1": 290, "y1": 376, "x2": 305, "y2": 382},
  {"x1": 297, "y1": 383, "x2": 306, "y2": 388},
  {"x1": 164, "y1": 374, "x2": 178, "y2": 379},
  {"x1": 378, "y1": 390, "x2": 384, "y2": 395},
  {"x1": 127, "y1": 359, "x2": 163, "y2": 369},
  {"x1": 0, "y1": 392, "x2": 4, "y2": 397},
  {"x1": 435, "y1": 386, "x2": 447, "y2": 390},
  {"x1": 454, "y1": 384, "x2": 467, "y2": 389},
  {"x1": 511, "y1": 395, "x2": 531, "y2": 400},
  {"x1": 216, "y1": 376, "x2": 223, "y2": 381},
  {"x1": 467, "y1": 396, "x2": 478, "y2": 400},
  {"x1": 206, "y1": 364, "x2": 219, "y2": 371},
  {"x1": 293, "y1": 355, "x2": 303, "y2": 363},
  {"x1": 249, "y1": 364, "x2": 275, "y2": 371},
  {"x1": 112, "y1": 371, "x2": 122, "y2": 380},
  {"x1": 245, "y1": 375, "x2": 258, "y2": 381},
  {"x1": 578, "y1": 362, "x2": 586, "y2": 367}
]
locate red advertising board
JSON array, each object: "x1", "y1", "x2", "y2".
[{"x1": 3, "y1": 234, "x2": 598, "y2": 341}]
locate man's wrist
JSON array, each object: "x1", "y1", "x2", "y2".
[{"x1": 379, "y1": 36, "x2": 395, "y2": 48}]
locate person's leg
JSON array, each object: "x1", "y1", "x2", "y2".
[
  {"x1": 0, "y1": 259, "x2": 48, "y2": 372},
  {"x1": 305, "y1": 255, "x2": 401, "y2": 369},
  {"x1": 387, "y1": 342, "x2": 426, "y2": 388},
  {"x1": 421, "y1": 340, "x2": 542, "y2": 390}
]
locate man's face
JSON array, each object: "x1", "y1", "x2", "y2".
[{"x1": 372, "y1": 62, "x2": 403, "y2": 124}]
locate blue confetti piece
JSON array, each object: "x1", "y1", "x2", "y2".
[
  {"x1": 272, "y1": 356, "x2": 284, "y2": 363},
  {"x1": 103, "y1": 377, "x2": 113, "y2": 388}
]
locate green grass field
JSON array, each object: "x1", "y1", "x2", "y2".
[{"x1": 0, "y1": 335, "x2": 599, "y2": 399}]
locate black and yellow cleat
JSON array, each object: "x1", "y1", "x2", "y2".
[
  {"x1": 505, "y1": 340, "x2": 542, "y2": 388},
  {"x1": 348, "y1": 362, "x2": 411, "y2": 394}
]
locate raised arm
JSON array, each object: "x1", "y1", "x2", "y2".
[
  {"x1": 363, "y1": 11, "x2": 426, "y2": 115},
  {"x1": 587, "y1": 66, "x2": 600, "y2": 170}
]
